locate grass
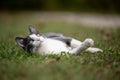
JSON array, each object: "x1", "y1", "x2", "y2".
[{"x1": 0, "y1": 12, "x2": 120, "y2": 80}]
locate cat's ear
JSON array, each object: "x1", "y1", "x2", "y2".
[
  {"x1": 29, "y1": 25, "x2": 39, "y2": 34},
  {"x1": 15, "y1": 37, "x2": 25, "y2": 47}
]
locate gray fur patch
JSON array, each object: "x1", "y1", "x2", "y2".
[{"x1": 43, "y1": 33, "x2": 72, "y2": 46}]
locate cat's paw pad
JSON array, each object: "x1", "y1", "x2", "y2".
[{"x1": 83, "y1": 38, "x2": 94, "y2": 47}]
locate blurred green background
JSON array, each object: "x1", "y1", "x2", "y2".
[
  {"x1": 0, "y1": 0, "x2": 120, "y2": 13},
  {"x1": 0, "y1": 0, "x2": 120, "y2": 80}
]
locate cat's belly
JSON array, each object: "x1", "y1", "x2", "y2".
[{"x1": 37, "y1": 39, "x2": 70, "y2": 55}]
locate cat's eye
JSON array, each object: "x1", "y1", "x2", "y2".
[{"x1": 30, "y1": 40, "x2": 33, "y2": 43}]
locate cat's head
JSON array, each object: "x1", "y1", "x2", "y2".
[{"x1": 15, "y1": 25, "x2": 44, "y2": 52}]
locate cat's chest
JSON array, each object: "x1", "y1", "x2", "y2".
[{"x1": 37, "y1": 38, "x2": 69, "y2": 55}]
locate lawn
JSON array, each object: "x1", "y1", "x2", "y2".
[{"x1": 0, "y1": 12, "x2": 120, "y2": 80}]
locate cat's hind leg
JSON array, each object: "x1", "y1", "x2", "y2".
[
  {"x1": 69, "y1": 38, "x2": 94, "y2": 54},
  {"x1": 86, "y1": 47, "x2": 103, "y2": 53}
]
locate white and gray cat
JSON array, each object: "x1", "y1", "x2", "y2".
[{"x1": 15, "y1": 25, "x2": 103, "y2": 55}]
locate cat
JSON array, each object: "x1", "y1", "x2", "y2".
[{"x1": 15, "y1": 25, "x2": 103, "y2": 55}]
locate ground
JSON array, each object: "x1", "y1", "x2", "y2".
[{"x1": 0, "y1": 12, "x2": 120, "y2": 80}]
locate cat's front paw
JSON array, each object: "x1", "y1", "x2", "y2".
[{"x1": 83, "y1": 38, "x2": 94, "y2": 47}]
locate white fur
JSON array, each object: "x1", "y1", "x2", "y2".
[
  {"x1": 29, "y1": 34, "x2": 103, "y2": 55},
  {"x1": 29, "y1": 34, "x2": 45, "y2": 42},
  {"x1": 36, "y1": 38, "x2": 69, "y2": 55},
  {"x1": 86, "y1": 47, "x2": 103, "y2": 53},
  {"x1": 69, "y1": 38, "x2": 94, "y2": 54}
]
